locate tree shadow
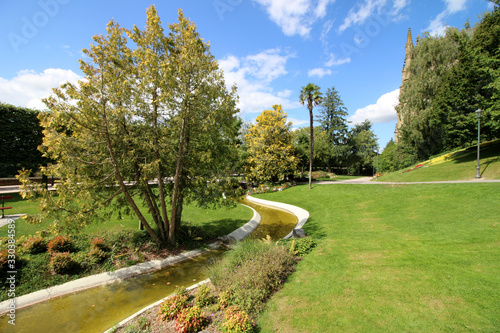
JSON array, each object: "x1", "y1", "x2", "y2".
[
  {"x1": 302, "y1": 217, "x2": 327, "y2": 240},
  {"x1": 452, "y1": 141, "x2": 500, "y2": 164},
  {"x1": 188, "y1": 218, "x2": 249, "y2": 238}
]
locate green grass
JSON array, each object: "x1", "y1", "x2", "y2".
[
  {"x1": 255, "y1": 184, "x2": 499, "y2": 332},
  {"x1": 0, "y1": 192, "x2": 253, "y2": 239},
  {"x1": 378, "y1": 140, "x2": 500, "y2": 182},
  {"x1": 315, "y1": 175, "x2": 363, "y2": 181}
]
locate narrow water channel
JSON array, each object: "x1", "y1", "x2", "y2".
[{"x1": 0, "y1": 198, "x2": 298, "y2": 333}]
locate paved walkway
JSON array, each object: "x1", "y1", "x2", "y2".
[{"x1": 313, "y1": 176, "x2": 500, "y2": 185}]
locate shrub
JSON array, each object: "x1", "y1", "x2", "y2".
[
  {"x1": 218, "y1": 289, "x2": 233, "y2": 310},
  {"x1": 281, "y1": 237, "x2": 317, "y2": 257},
  {"x1": 88, "y1": 246, "x2": 108, "y2": 264},
  {"x1": 0, "y1": 249, "x2": 8, "y2": 272},
  {"x1": 294, "y1": 237, "x2": 316, "y2": 256},
  {"x1": 157, "y1": 294, "x2": 189, "y2": 321},
  {"x1": 207, "y1": 240, "x2": 296, "y2": 313},
  {"x1": 222, "y1": 306, "x2": 253, "y2": 333},
  {"x1": 90, "y1": 237, "x2": 109, "y2": 252},
  {"x1": 49, "y1": 252, "x2": 80, "y2": 274},
  {"x1": 174, "y1": 306, "x2": 207, "y2": 333},
  {"x1": 22, "y1": 236, "x2": 47, "y2": 254},
  {"x1": 47, "y1": 235, "x2": 74, "y2": 253},
  {"x1": 194, "y1": 283, "x2": 214, "y2": 307}
]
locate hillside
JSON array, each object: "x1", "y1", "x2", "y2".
[{"x1": 377, "y1": 140, "x2": 500, "y2": 182}]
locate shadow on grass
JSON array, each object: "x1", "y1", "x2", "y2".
[
  {"x1": 452, "y1": 140, "x2": 500, "y2": 164},
  {"x1": 302, "y1": 217, "x2": 327, "y2": 240},
  {"x1": 187, "y1": 218, "x2": 249, "y2": 238}
]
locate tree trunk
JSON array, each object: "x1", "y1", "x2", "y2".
[
  {"x1": 169, "y1": 115, "x2": 186, "y2": 245},
  {"x1": 99, "y1": 68, "x2": 161, "y2": 245},
  {"x1": 309, "y1": 105, "x2": 314, "y2": 190},
  {"x1": 152, "y1": 90, "x2": 170, "y2": 241}
]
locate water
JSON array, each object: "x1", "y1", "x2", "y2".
[
  {"x1": 241, "y1": 198, "x2": 297, "y2": 240},
  {"x1": 0, "y1": 198, "x2": 298, "y2": 332}
]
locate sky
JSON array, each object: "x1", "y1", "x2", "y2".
[{"x1": 0, "y1": 0, "x2": 495, "y2": 149}]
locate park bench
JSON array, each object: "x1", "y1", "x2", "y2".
[{"x1": 0, "y1": 196, "x2": 13, "y2": 218}]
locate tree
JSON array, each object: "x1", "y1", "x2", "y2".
[
  {"x1": 316, "y1": 86, "x2": 349, "y2": 172},
  {"x1": 396, "y1": 29, "x2": 462, "y2": 160},
  {"x1": 346, "y1": 120, "x2": 378, "y2": 175},
  {"x1": 292, "y1": 127, "x2": 310, "y2": 178},
  {"x1": 0, "y1": 103, "x2": 47, "y2": 177},
  {"x1": 18, "y1": 7, "x2": 241, "y2": 246},
  {"x1": 245, "y1": 105, "x2": 297, "y2": 183},
  {"x1": 299, "y1": 83, "x2": 322, "y2": 189}
]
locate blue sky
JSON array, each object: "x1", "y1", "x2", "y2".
[{"x1": 0, "y1": 0, "x2": 494, "y2": 148}]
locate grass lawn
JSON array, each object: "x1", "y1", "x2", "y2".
[
  {"x1": 378, "y1": 140, "x2": 500, "y2": 182},
  {"x1": 255, "y1": 183, "x2": 499, "y2": 332},
  {"x1": 0, "y1": 192, "x2": 253, "y2": 239}
]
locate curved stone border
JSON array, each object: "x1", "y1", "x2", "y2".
[
  {"x1": 226, "y1": 204, "x2": 260, "y2": 241},
  {"x1": 245, "y1": 195, "x2": 309, "y2": 239},
  {"x1": 0, "y1": 204, "x2": 260, "y2": 315},
  {"x1": 102, "y1": 196, "x2": 309, "y2": 332}
]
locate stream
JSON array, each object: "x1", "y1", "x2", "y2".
[{"x1": 0, "y1": 198, "x2": 298, "y2": 333}]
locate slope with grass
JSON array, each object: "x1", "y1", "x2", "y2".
[
  {"x1": 378, "y1": 140, "x2": 500, "y2": 182},
  {"x1": 255, "y1": 184, "x2": 499, "y2": 332}
]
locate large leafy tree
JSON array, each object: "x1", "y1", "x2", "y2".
[
  {"x1": 0, "y1": 103, "x2": 46, "y2": 177},
  {"x1": 396, "y1": 6, "x2": 500, "y2": 161},
  {"x1": 316, "y1": 86, "x2": 349, "y2": 172},
  {"x1": 19, "y1": 7, "x2": 240, "y2": 246},
  {"x1": 346, "y1": 120, "x2": 378, "y2": 175},
  {"x1": 245, "y1": 105, "x2": 297, "y2": 183},
  {"x1": 299, "y1": 83, "x2": 322, "y2": 189},
  {"x1": 396, "y1": 29, "x2": 462, "y2": 160}
]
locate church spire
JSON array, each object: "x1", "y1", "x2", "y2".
[
  {"x1": 402, "y1": 28, "x2": 413, "y2": 82},
  {"x1": 395, "y1": 28, "x2": 414, "y2": 143}
]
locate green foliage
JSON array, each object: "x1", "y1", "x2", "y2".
[
  {"x1": 0, "y1": 103, "x2": 46, "y2": 177},
  {"x1": 346, "y1": 120, "x2": 378, "y2": 175},
  {"x1": 245, "y1": 105, "x2": 297, "y2": 183},
  {"x1": 49, "y1": 252, "x2": 80, "y2": 275},
  {"x1": 378, "y1": 139, "x2": 418, "y2": 172},
  {"x1": 397, "y1": 7, "x2": 500, "y2": 161},
  {"x1": 194, "y1": 283, "x2": 214, "y2": 307},
  {"x1": 19, "y1": 5, "x2": 241, "y2": 246},
  {"x1": 281, "y1": 237, "x2": 316, "y2": 257},
  {"x1": 47, "y1": 235, "x2": 74, "y2": 253},
  {"x1": 22, "y1": 235, "x2": 47, "y2": 254},
  {"x1": 222, "y1": 306, "x2": 254, "y2": 333},
  {"x1": 158, "y1": 293, "x2": 189, "y2": 321},
  {"x1": 174, "y1": 306, "x2": 207, "y2": 333},
  {"x1": 207, "y1": 240, "x2": 296, "y2": 313},
  {"x1": 316, "y1": 86, "x2": 349, "y2": 171}
]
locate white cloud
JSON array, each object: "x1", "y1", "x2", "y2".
[
  {"x1": 339, "y1": 0, "x2": 388, "y2": 33},
  {"x1": 308, "y1": 67, "x2": 332, "y2": 78},
  {"x1": 348, "y1": 89, "x2": 399, "y2": 124},
  {"x1": 325, "y1": 53, "x2": 351, "y2": 66},
  {"x1": 219, "y1": 49, "x2": 300, "y2": 115},
  {"x1": 252, "y1": 0, "x2": 335, "y2": 37},
  {"x1": 443, "y1": 0, "x2": 467, "y2": 14},
  {"x1": 339, "y1": 0, "x2": 411, "y2": 33},
  {"x1": 425, "y1": 11, "x2": 448, "y2": 36},
  {"x1": 288, "y1": 117, "x2": 309, "y2": 127},
  {"x1": 425, "y1": 0, "x2": 468, "y2": 36},
  {"x1": 0, "y1": 68, "x2": 81, "y2": 110}
]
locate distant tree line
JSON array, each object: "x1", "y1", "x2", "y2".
[
  {"x1": 0, "y1": 103, "x2": 46, "y2": 178},
  {"x1": 384, "y1": 6, "x2": 500, "y2": 172}
]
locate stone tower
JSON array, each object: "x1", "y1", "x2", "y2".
[{"x1": 395, "y1": 28, "x2": 414, "y2": 143}]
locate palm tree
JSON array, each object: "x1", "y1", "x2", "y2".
[{"x1": 299, "y1": 83, "x2": 322, "y2": 189}]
